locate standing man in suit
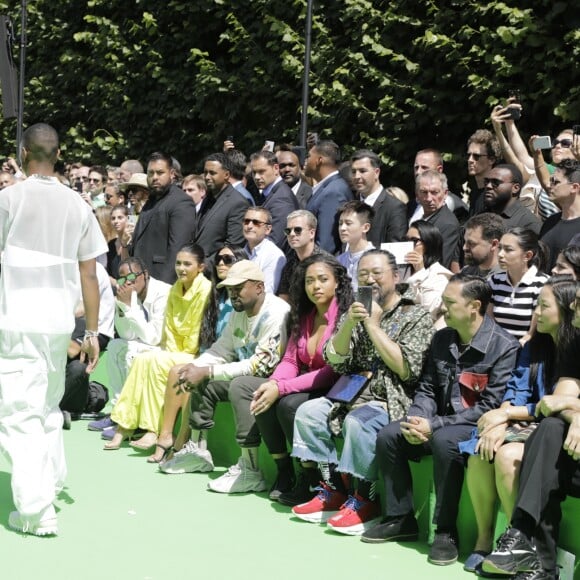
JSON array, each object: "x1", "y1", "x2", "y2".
[
  {"x1": 127, "y1": 152, "x2": 196, "y2": 285},
  {"x1": 305, "y1": 141, "x2": 353, "y2": 254},
  {"x1": 276, "y1": 145, "x2": 312, "y2": 209},
  {"x1": 250, "y1": 151, "x2": 299, "y2": 251},
  {"x1": 194, "y1": 153, "x2": 250, "y2": 258},
  {"x1": 351, "y1": 150, "x2": 407, "y2": 247}
]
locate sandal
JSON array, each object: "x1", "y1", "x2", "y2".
[
  {"x1": 103, "y1": 427, "x2": 133, "y2": 450},
  {"x1": 130, "y1": 432, "x2": 158, "y2": 451},
  {"x1": 147, "y1": 443, "x2": 174, "y2": 464}
]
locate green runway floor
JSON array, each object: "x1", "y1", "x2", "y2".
[{"x1": 0, "y1": 420, "x2": 474, "y2": 580}]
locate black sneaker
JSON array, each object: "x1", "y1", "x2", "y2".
[
  {"x1": 428, "y1": 532, "x2": 459, "y2": 566},
  {"x1": 278, "y1": 471, "x2": 318, "y2": 506},
  {"x1": 62, "y1": 411, "x2": 72, "y2": 430},
  {"x1": 360, "y1": 512, "x2": 419, "y2": 544},
  {"x1": 482, "y1": 528, "x2": 540, "y2": 575},
  {"x1": 269, "y1": 469, "x2": 296, "y2": 501}
]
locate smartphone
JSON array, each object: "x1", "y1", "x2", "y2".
[
  {"x1": 264, "y1": 140, "x2": 275, "y2": 152},
  {"x1": 532, "y1": 136, "x2": 552, "y2": 150},
  {"x1": 74, "y1": 178, "x2": 83, "y2": 193},
  {"x1": 356, "y1": 285, "x2": 373, "y2": 313},
  {"x1": 127, "y1": 214, "x2": 138, "y2": 226},
  {"x1": 226, "y1": 135, "x2": 234, "y2": 142},
  {"x1": 507, "y1": 89, "x2": 521, "y2": 120}
]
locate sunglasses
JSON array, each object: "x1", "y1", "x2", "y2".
[
  {"x1": 552, "y1": 138, "x2": 572, "y2": 149},
  {"x1": 466, "y1": 152, "x2": 489, "y2": 161},
  {"x1": 216, "y1": 254, "x2": 236, "y2": 266},
  {"x1": 243, "y1": 218, "x2": 270, "y2": 227},
  {"x1": 117, "y1": 271, "x2": 144, "y2": 286},
  {"x1": 284, "y1": 226, "x2": 304, "y2": 236},
  {"x1": 483, "y1": 178, "x2": 514, "y2": 188}
]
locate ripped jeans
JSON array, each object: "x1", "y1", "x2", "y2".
[{"x1": 292, "y1": 397, "x2": 389, "y2": 481}]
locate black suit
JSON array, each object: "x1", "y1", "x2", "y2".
[
  {"x1": 295, "y1": 180, "x2": 313, "y2": 209},
  {"x1": 367, "y1": 189, "x2": 407, "y2": 247},
  {"x1": 194, "y1": 184, "x2": 250, "y2": 258},
  {"x1": 131, "y1": 184, "x2": 196, "y2": 284},
  {"x1": 261, "y1": 179, "x2": 300, "y2": 250}
]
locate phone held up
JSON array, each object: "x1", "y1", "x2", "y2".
[
  {"x1": 532, "y1": 136, "x2": 552, "y2": 151},
  {"x1": 507, "y1": 89, "x2": 521, "y2": 121},
  {"x1": 356, "y1": 285, "x2": 373, "y2": 314}
]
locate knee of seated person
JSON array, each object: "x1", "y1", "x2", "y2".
[
  {"x1": 494, "y1": 442, "x2": 524, "y2": 470},
  {"x1": 294, "y1": 397, "x2": 328, "y2": 421}
]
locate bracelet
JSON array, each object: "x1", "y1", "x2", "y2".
[{"x1": 83, "y1": 330, "x2": 99, "y2": 340}]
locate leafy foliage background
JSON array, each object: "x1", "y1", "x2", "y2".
[{"x1": 0, "y1": 0, "x2": 577, "y2": 189}]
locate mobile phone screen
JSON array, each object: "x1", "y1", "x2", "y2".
[{"x1": 356, "y1": 286, "x2": 373, "y2": 313}]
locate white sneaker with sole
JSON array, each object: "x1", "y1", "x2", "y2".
[
  {"x1": 159, "y1": 440, "x2": 214, "y2": 474},
  {"x1": 207, "y1": 457, "x2": 267, "y2": 494},
  {"x1": 9, "y1": 506, "x2": 58, "y2": 536}
]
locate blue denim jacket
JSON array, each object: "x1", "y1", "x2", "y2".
[{"x1": 407, "y1": 315, "x2": 519, "y2": 431}]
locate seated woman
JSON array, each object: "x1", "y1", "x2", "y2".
[
  {"x1": 403, "y1": 220, "x2": 452, "y2": 328},
  {"x1": 232, "y1": 254, "x2": 353, "y2": 499},
  {"x1": 551, "y1": 244, "x2": 580, "y2": 279},
  {"x1": 488, "y1": 227, "x2": 549, "y2": 344},
  {"x1": 460, "y1": 276, "x2": 580, "y2": 572},
  {"x1": 148, "y1": 244, "x2": 248, "y2": 462},
  {"x1": 104, "y1": 244, "x2": 215, "y2": 450}
]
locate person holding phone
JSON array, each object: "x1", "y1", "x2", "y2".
[{"x1": 288, "y1": 249, "x2": 434, "y2": 535}]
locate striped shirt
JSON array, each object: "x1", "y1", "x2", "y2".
[{"x1": 488, "y1": 266, "x2": 548, "y2": 338}]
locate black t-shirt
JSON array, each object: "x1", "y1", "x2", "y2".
[
  {"x1": 540, "y1": 214, "x2": 580, "y2": 271},
  {"x1": 559, "y1": 335, "x2": 580, "y2": 381}
]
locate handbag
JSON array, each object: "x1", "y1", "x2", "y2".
[{"x1": 458, "y1": 371, "x2": 489, "y2": 408}]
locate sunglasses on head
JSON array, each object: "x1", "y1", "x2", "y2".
[
  {"x1": 284, "y1": 226, "x2": 304, "y2": 236},
  {"x1": 216, "y1": 254, "x2": 236, "y2": 266},
  {"x1": 552, "y1": 138, "x2": 572, "y2": 148},
  {"x1": 117, "y1": 271, "x2": 144, "y2": 286}
]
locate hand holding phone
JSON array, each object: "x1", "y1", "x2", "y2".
[
  {"x1": 532, "y1": 136, "x2": 552, "y2": 151},
  {"x1": 356, "y1": 285, "x2": 373, "y2": 314}
]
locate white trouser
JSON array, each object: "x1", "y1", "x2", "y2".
[
  {"x1": 0, "y1": 331, "x2": 69, "y2": 518},
  {"x1": 106, "y1": 338, "x2": 160, "y2": 404}
]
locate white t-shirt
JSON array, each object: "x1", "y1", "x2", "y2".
[{"x1": 0, "y1": 175, "x2": 107, "y2": 334}]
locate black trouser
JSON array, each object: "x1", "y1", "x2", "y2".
[
  {"x1": 512, "y1": 416, "x2": 580, "y2": 574},
  {"x1": 376, "y1": 420, "x2": 473, "y2": 532}
]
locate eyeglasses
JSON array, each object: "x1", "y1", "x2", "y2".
[
  {"x1": 216, "y1": 254, "x2": 236, "y2": 266},
  {"x1": 243, "y1": 218, "x2": 270, "y2": 227},
  {"x1": 117, "y1": 271, "x2": 144, "y2": 286},
  {"x1": 358, "y1": 270, "x2": 389, "y2": 282},
  {"x1": 483, "y1": 177, "x2": 514, "y2": 188},
  {"x1": 552, "y1": 139, "x2": 572, "y2": 149},
  {"x1": 403, "y1": 236, "x2": 422, "y2": 246},
  {"x1": 284, "y1": 226, "x2": 304, "y2": 236},
  {"x1": 466, "y1": 152, "x2": 489, "y2": 161}
]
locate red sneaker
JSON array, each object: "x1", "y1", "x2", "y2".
[
  {"x1": 292, "y1": 483, "x2": 347, "y2": 523},
  {"x1": 327, "y1": 493, "x2": 381, "y2": 535}
]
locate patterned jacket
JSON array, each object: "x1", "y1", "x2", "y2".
[{"x1": 324, "y1": 288, "x2": 435, "y2": 421}]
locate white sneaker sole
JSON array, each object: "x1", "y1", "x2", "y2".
[
  {"x1": 159, "y1": 454, "x2": 214, "y2": 474},
  {"x1": 292, "y1": 509, "x2": 340, "y2": 524},
  {"x1": 207, "y1": 479, "x2": 267, "y2": 494},
  {"x1": 327, "y1": 516, "x2": 382, "y2": 536}
]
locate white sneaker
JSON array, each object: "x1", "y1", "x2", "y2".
[
  {"x1": 207, "y1": 457, "x2": 267, "y2": 494},
  {"x1": 159, "y1": 440, "x2": 214, "y2": 474},
  {"x1": 9, "y1": 506, "x2": 58, "y2": 536}
]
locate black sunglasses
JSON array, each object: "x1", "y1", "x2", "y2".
[
  {"x1": 284, "y1": 226, "x2": 304, "y2": 236},
  {"x1": 117, "y1": 271, "x2": 144, "y2": 286},
  {"x1": 243, "y1": 218, "x2": 270, "y2": 227},
  {"x1": 483, "y1": 178, "x2": 514, "y2": 188},
  {"x1": 552, "y1": 138, "x2": 572, "y2": 149},
  {"x1": 216, "y1": 254, "x2": 236, "y2": 266},
  {"x1": 466, "y1": 152, "x2": 489, "y2": 161}
]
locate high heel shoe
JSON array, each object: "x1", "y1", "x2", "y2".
[
  {"x1": 103, "y1": 427, "x2": 134, "y2": 450},
  {"x1": 147, "y1": 442, "x2": 174, "y2": 464}
]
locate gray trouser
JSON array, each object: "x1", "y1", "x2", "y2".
[{"x1": 189, "y1": 376, "x2": 262, "y2": 447}]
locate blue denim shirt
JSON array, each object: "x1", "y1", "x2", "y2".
[{"x1": 407, "y1": 314, "x2": 519, "y2": 431}]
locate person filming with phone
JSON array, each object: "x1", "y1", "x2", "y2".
[{"x1": 288, "y1": 249, "x2": 434, "y2": 535}]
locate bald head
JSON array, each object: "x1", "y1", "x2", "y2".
[{"x1": 21, "y1": 123, "x2": 59, "y2": 165}]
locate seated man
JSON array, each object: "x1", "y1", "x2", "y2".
[
  {"x1": 159, "y1": 260, "x2": 290, "y2": 494},
  {"x1": 60, "y1": 262, "x2": 115, "y2": 420},
  {"x1": 482, "y1": 284, "x2": 580, "y2": 580},
  {"x1": 362, "y1": 273, "x2": 519, "y2": 566},
  {"x1": 88, "y1": 257, "x2": 171, "y2": 433},
  {"x1": 288, "y1": 249, "x2": 434, "y2": 535}
]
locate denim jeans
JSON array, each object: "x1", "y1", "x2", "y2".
[{"x1": 292, "y1": 397, "x2": 389, "y2": 481}]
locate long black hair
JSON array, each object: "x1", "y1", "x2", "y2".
[
  {"x1": 210, "y1": 244, "x2": 249, "y2": 303},
  {"x1": 409, "y1": 220, "x2": 443, "y2": 269},
  {"x1": 528, "y1": 275, "x2": 579, "y2": 391},
  {"x1": 287, "y1": 254, "x2": 354, "y2": 340}
]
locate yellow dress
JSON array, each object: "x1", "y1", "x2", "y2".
[{"x1": 111, "y1": 273, "x2": 212, "y2": 433}]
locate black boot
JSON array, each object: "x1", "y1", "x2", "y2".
[
  {"x1": 269, "y1": 456, "x2": 296, "y2": 501},
  {"x1": 278, "y1": 464, "x2": 321, "y2": 506}
]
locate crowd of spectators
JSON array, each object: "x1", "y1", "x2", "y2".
[{"x1": 4, "y1": 101, "x2": 580, "y2": 578}]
